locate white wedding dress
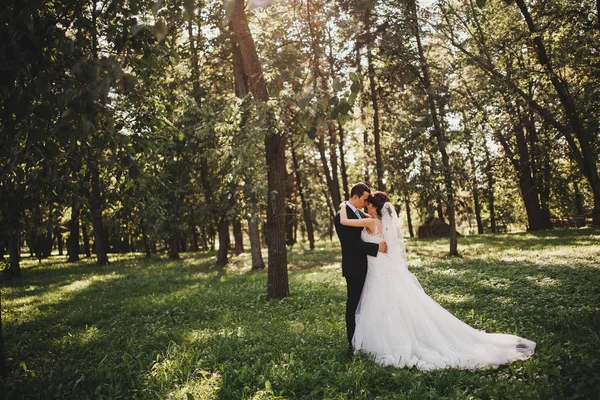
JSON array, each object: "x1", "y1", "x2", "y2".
[{"x1": 352, "y1": 203, "x2": 535, "y2": 371}]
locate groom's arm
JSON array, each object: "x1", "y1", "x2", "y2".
[{"x1": 352, "y1": 234, "x2": 379, "y2": 257}]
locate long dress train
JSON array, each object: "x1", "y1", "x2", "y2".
[{"x1": 352, "y1": 204, "x2": 535, "y2": 371}]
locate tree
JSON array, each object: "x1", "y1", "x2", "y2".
[{"x1": 229, "y1": 0, "x2": 289, "y2": 298}]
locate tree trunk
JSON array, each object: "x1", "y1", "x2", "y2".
[
  {"x1": 483, "y1": 137, "x2": 497, "y2": 233},
  {"x1": 291, "y1": 144, "x2": 315, "y2": 250},
  {"x1": 67, "y1": 204, "x2": 81, "y2": 262},
  {"x1": 495, "y1": 115, "x2": 546, "y2": 231},
  {"x1": 514, "y1": 0, "x2": 600, "y2": 225},
  {"x1": 317, "y1": 132, "x2": 341, "y2": 208},
  {"x1": 192, "y1": 227, "x2": 200, "y2": 252},
  {"x1": 168, "y1": 233, "x2": 180, "y2": 259},
  {"x1": 464, "y1": 121, "x2": 484, "y2": 235},
  {"x1": 233, "y1": 219, "x2": 244, "y2": 255},
  {"x1": 142, "y1": 224, "x2": 151, "y2": 258},
  {"x1": 337, "y1": 121, "x2": 350, "y2": 200},
  {"x1": 56, "y1": 228, "x2": 64, "y2": 256},
  {"x1": 230, "y1": 0, "x2": 288, "y2": 298},
  {"x1": 217, "y1": 217, "x2": 229, "y2": 265},
  {"x1": 81, "y1": 215, "x2": 91, "y2": 258},
  {"x1": 411, "y1": 0, "x2": 457, "y2": 255},
  {"x1": 574, "y1": 180, "x2": 585, "y2": 216},
  {"x1": 512, "y1": 108, "x2": 546, "y2": 231},
  {"x1": 404, "y1": 194, "x2": 415, "y2": 238},
  {"x1": 473, "y1": 183, "x2": 484, "y2": 235},
  {"x1": 248, "y1": 218, "x2": 265, "y2": 269},
  {"x1": 540, "y1": 136, "x2": 552, "y2": 228},
  {"x1": 8, "y1": 221, "x2": 21, "y2": 278},
  {"x1": 0, "y1": 290, "x2": 7, "y2": 376},
  {"x1": 87, "y1": 158, "x2": 109, "y2": 265},
  {"x1": 364, "y1": 8, "x2": 385, "y2": 191},
  {"x1": 525, "y1": 107, "x2": 552, "y2": 229},
  {"x1": 328, "y1": 124, "x2": 343, "y2": 207}
]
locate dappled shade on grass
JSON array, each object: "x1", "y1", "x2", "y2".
[{"x1": 3, "y1": 229, "x2": 600, "y2": 399}]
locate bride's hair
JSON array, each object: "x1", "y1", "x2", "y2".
[{"x1": 367, "y1": 191, "x2": 390, "y2": 216}]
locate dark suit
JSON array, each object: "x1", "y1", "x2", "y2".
[{"x1": 334, "y1": 205, "x2": 379, "y2": 346}]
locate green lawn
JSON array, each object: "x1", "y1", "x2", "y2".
[{"x1": 2, "y1": 229, "x2": 600, "y2": 399}]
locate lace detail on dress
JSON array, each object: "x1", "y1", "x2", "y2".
[{"x1": 361, "y1": 220, "x2": 384, "y2": 243}]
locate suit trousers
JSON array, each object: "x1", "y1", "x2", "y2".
[{"x1": 345, "y1": 274, "x2": 366, "y2": 346}]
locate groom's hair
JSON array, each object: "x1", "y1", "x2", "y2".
[{"x1": 350, "y1": 182, "x2": 371, "y2": 199}]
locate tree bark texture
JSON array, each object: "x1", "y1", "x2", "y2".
[
  {"x1": 411, "y1": 0, "x2": 457, "y2": 255},
  {"x1": 217, "y1": 218, "x2": 229, "y2": 265},
  {"x1": 67, "y1": 204, "x2": 81, "y2": 262},
  {"x1": 248, "y1": 219, "x2": 265, "y2": 269},
  {"x1": 169, "y1": 233, "x2": 180, "y2": 259},
  {"x1": 81, "y1": 215, "x2": 91, "y2": 258},
  {"x1": 404, "y1": 194, "x2": 415, "y2": 238},
  {"x1": 233, "y1": 219, "x2": 244, "y2": 255},
  {"x1": 337, "y1": 122, "x2": 350, "y2": 200},
  {"x1": 512, "y1": 0, "x2": 600, "y2": 225},
  {"x1": 291, "y1": 144, "x2": 315, "y2": 250},
  {"x1": 230, "y1": 0, "x2": 288, "y2": 297},
  {"x1": 87, "y1": 158, "x2": 109, "y2": 265},
  {"x1": 364, "y1": 9, "x2": 385, "y2": 192}
]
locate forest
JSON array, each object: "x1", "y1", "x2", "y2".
[
  {"x1": 2, "y1": 0, "x2": 599, "y2": 288},
  {"x1": 1, "y1": 0, "x2": 600, "y2": 397}
]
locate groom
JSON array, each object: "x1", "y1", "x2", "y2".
[{"x1": 334, "y1": 182, "x2": 387, "y2": 348}]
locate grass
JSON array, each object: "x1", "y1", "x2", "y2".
[{"x1": 2, "y1": 228, "x2": 600, "y2": 399}]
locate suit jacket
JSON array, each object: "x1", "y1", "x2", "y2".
[{"x1": 334, "y1": 204, "x2": 379, "y2": 278}]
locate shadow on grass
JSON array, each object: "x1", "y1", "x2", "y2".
[{"x1": 3, "y1": 228, "x2": 600, "y2": 399}]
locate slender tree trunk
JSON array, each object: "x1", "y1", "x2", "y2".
[
  {"x1": 291, "y1": 145, "x2": 315, "y2": 250},
  {"x1": 411, "y1": 0, "x2": 457, "y2": 255},
  {"x1": 354, "y1": 17, "x2": 371, "y2": 186},
  {"x1": 0, "y1": 236, "x2": 5, "y2": 261},
  {"x1": 8, "y1": 220, "x2": 21, "y2": 277},
  {"x1": 87, "y1": 158, "x2": 109, "y2": 265},
  {"x1": 0, "y1": 290, "x2": 6, "y2": 376},
  {"x1": 233, "y1": 219, "x2": 244, "y2": 255},
  {"x1": 337, "y1": 122, "x2": 350, "y2": 199},
  {"x1": 168, "y1": 233, "x2": 180, "y2": 259},
  {"x1": 56, "y1": 228, "x2": 63, "y2": 256},
  {"x1": 192, "y1": 227, "x2": 199, "y2": 252},
  {"x1": 230, "y1": 0, "x2": 288, "y2": 297},
  {"x1": 285, "y1": 167, "x2": 297, "y2": 246},
  {"x1": 404, "y1": 193, "x2": 415, "y2": 238},
  {"x1": 81, "y1": 215, "x2": 91, "y2": 258},
  {"x1": 216, "y1": 218, "x2": 230, "y2": 265},
  {"x1": 473, "y1": 183, "x2": 484, "y2": 234},
  {"x1": 142, "y1": 224, "x2": 151, "y2": 258},
  {"x1": 574, "y1": 180, "x2": 585, "y2": 216},
  {"x1": 67, "y1": 205, "x2": 81, "y2": 262},
  {"x1": 317, "y1": 131, "x2": 341, "y2": 208},
  {"x1": 364, "y1": 9, "x2": 385, "y2": 191},
  {"x1": 328, "y1": 124, "x2": 343, "y2": 206},
  {"x1": 464, "y1": 120, "x2": 484, "y2": 235},
  {"x1": 248, "y1": 218, "x2": 265, "y2": 269}
]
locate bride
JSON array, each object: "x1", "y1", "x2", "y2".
[{"x1": 339, "y1": 191, "x2": 535, "y2": 371}]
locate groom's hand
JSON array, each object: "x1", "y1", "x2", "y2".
[{"x1": 378, "y1": 241, "x2": 388, "y2": 253}]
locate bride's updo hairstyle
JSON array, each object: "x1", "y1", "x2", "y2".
[{"x1": 367, "y1": 191, "x2": 390, "y2": 216}]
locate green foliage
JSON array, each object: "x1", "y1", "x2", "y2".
[{"x1": 3, "y1": 229, "x2": 600, "y2": 398}]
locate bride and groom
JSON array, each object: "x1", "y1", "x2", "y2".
[{"x1": 334, "y1": 183, "x2": 535, "y2": 371}]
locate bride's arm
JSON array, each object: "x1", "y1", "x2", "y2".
[{"x1": 339, "y1": 202, "x2": 375, "y2": 230}]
